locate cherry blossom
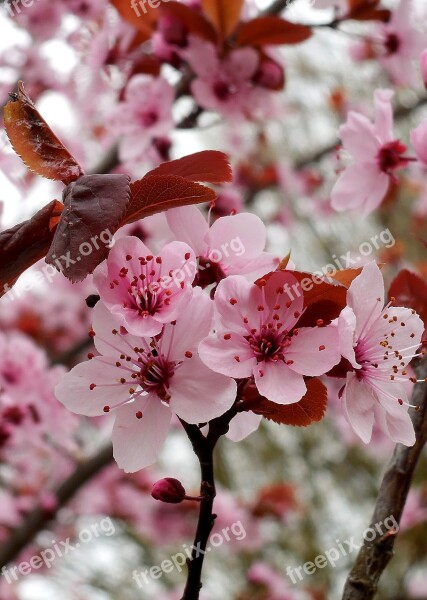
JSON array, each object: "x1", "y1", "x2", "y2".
[
  {"x1": 331, "y1": 89, "x2": 412, "y2": 216},
  {"x1": 199, "y1": 272, "x2": 340, "y2": 405},
  {"x1": 338, "y1": 262, "x2": 424, "y2": 445},
  {"x1": 376, "y1": 0, "x2": 425, "y2": 87},
  {"x1": 93, "y1": 236, "x2": 196, "y2": 337},
  {"x1": 109, "y1": 75, "x2": 175, "y2": 167},
  {"x1": 55, "y1": 292, "x2": 237, "y2": 472},
  {"x1": 184, "y1": 37, "x2": 279, "y2": 120},
  {"x1": 166, "y1": 205, "x2": 280, "y2": 287}
]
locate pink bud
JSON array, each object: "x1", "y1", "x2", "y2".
[
  {"x1": 253, "y1": 57, "x2": 284, "y2": 90},
  {"x1": 151, "y1": 478, "x2": 186, "y2": 504},
  {"x1": 421, "y1": 49, "x2": 427, "y2": 89}
]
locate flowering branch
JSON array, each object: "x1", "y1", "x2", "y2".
[
  {"x1": 179, "y1": 401, "x2": 242, "y2": 600},
  {"x1": 342, "y1": 358, "x2": 427, "y2": 600},
  {"x1": 0, "y1": 444, "x2": 113, "y2": 569}
]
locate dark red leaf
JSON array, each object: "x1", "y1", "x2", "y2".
[
  {"x1": 245, "y1": 378, "x2": 328, "y2": 427},
  {"x1": 4, "y1": 82, "x2": 84, "y2": 185},
  {"x1": 0, "y1": 200, "x2": 63, "y2": 297},
  {"x1": 201, "y1": 0, "x2": 244, "y2": 39},
  {"x1": 236, "y1": 16, "x2": 312, "y2": 47},
  {"x1": 161, "y1": 1, "x2": 218, "y2": 43},
  {"x1": 111, "y1": 0, "x2": 158, "y2": 40},
  {"x1": 123, "y1": 175, "x2": 217, "y2": 225},
  {"x1": 46, "y1": 174, "x2": 131, "y2": 282},
  {"x1": 388, "y1": 269, "x2": 427, "y2": 331},
  {"x1": 146, "y1": 151, "x2": 232, "y2": 184},
  {"x1": 345, "y1": 0, "x2": 390, "y2": 21}
]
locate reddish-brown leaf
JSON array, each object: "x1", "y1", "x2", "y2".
[
  {"x1": 236, "y1": 16, "x2": 312, "y2": 47},
  {"x1": 291, "y1": 271, "x2": 347, "y2": 327},
  {"x1": 146, "y1": 151, "x2": 232, "y2": 184},
  {"x1": 161, "y1": 1, "x2": 218, "y2": 43},
  {"x1": 389, "y1": 269, "x2": 427, "y2": 331},
  {"x1": 246, "y1": 378, "x2": 328, "y2": 427},
  {"x1": 201, "y1": 0, "x2": 244, "y2": 39},
  {"x1": 4, "y1": 82, "x2": 84, "y2": 185},
  {"x1": 0, "y1": 200, "x2": 63, "y2": 297},
  {"x1": 330, "y1": 268, "x2": 363, "y2": 288},
  {"x1": 46, "y1": 174, "x2": 131, "y2": 282},
  {"x1": 111, "y1": 0, "x2": 158, "y2": 40},
  {"x1": 123, "y1": 175, "x2": 217, "y2": 225}
]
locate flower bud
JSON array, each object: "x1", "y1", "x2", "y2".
[{"x1": 151, "y1": 478, "x2": 186, "y2": 504}]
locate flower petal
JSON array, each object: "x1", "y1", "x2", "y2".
[
  {"x1": 254, "y1": 361, "x2": 306, "y2": 405},
  {"x1": 112, "y1": 397, "x2": 172, "y2": 472},
  {"x1": 169, "y1": 357, "x2": 236, "y2": 424},
  {"x1": 342, "y1": 372, "x2": 376, "y2": 444}
]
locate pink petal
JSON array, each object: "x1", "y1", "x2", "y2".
[
  {"x1": 166, "y1": 206, "x2": 208, "y2": 256},
  {"x1": 112, "y1": 397, "x2": 172, "y2": 472},
  {"x1": 285, "y1": 325, "x2": 341, "y2": 376},
  {"x1": 199, "y1": 333, "x2": 256, "y2": 378},
  {"x1": 338, "y1": 306, "x2": 359, "y2": 369},
  {"x1": 347, "y1": 262, "x2": 385, "y2": 339},
  {"x1": 55, "y1": 358, "x2": 131, "y2": 417},
  {"x1": 373, "y1": 89, "x2": 394, "y2": 142},
  {"x1": 162, "y1": 288, "x2": 214, "y2": 359},
  {"x1": 331, "y1": 164, "x2": 389, "y2": 216},
  {"x1": 375, "y1": 382, "x2": 416, "y2": 445},
  {"x1": 92, "y1": 301, "x2": 142, "y2": 356},
  {"x1": 208, "y1": 213, "x2": 267, "y2": 261},
  {"x1": 214, "y1": 275, "x2": 262, "y2": 335},
  {"x1": 339, "y1": 112, "x2": 378, "y2": 160},
  {"x1": 342, "y1": 372, "x2": 376, "y2": 444},
  {"x1": 254, "y1": 361, "x2": 306, "y2": 405},
  {"x1": 169, "y1": 357, "x2": 236, "y2": 424},
  {"x1": 227, "y1": 411, "x2": 262, "y2": 442}
]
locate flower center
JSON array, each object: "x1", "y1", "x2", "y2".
[
  {"x1": 377, "y1": 140, "x2": 408, "y2": 175},
  {"x1": 138, "y1": 110, "x2": 159, "y2": 127},
  {"x1": 213, "y1": 80, "x2": 235, "y2": 101},
  {"x1": 384, "y1": 33, "x2": 400, "y2": 55},
  {"x1": 138, "y1": 354, "x2": 175, "y2": 402},
  {"x1": 246, "y1": 327, "x2": 292, "y2": 364}
]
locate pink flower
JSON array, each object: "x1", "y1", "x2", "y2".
[
  {"x1": 184, "y1": 37, "x2": 277, "y2": 120},
  {"x1": 166, "y1": 206, "x2": 280, "y2": 287},
  {"x1": 338, "y1": 262, "x2": 424, "y2": 445},
  {"x1": 331, "y1": 89, "x2": 411, "y2": 216},
  {"x1": 109, "y1": 75, "x2": 175, "y2": 166},
  {"x1": 94, "y1": 236, "x2": 196, "y2": 337},
  {"x1": 55, "y1": 291, "x2": 237, "y2": 472},
  {"x1": 411, "y1": 120, "x2": 427, "y2": 168},
  {"x1": 199, "y1": 273, "x2": 340, "y2": 405},
  {"x1": 376, "y1": 0, "x2": 425, "y2": 87}
]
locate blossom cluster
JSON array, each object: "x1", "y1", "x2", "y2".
[{"x1": 55, "y1": 206, "x2": 424, "y2": 472}]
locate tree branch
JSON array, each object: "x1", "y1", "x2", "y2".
[
  {"x1": 342, "y1": 358, "x2": 427, "y2": 600},
  {"x1": 179, "y1": 403, "x2": 241, "y2": 600},
  {"x1": 0, "y1": 444, "x2": 113, "y2": 569}
]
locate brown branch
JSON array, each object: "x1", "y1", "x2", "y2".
[
  {"x1": 0, "y1": 444, "x2": 113, "y2": 569},
  {"x1": 342, "y1": 358, "x2": 427, "y2": 600}
]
